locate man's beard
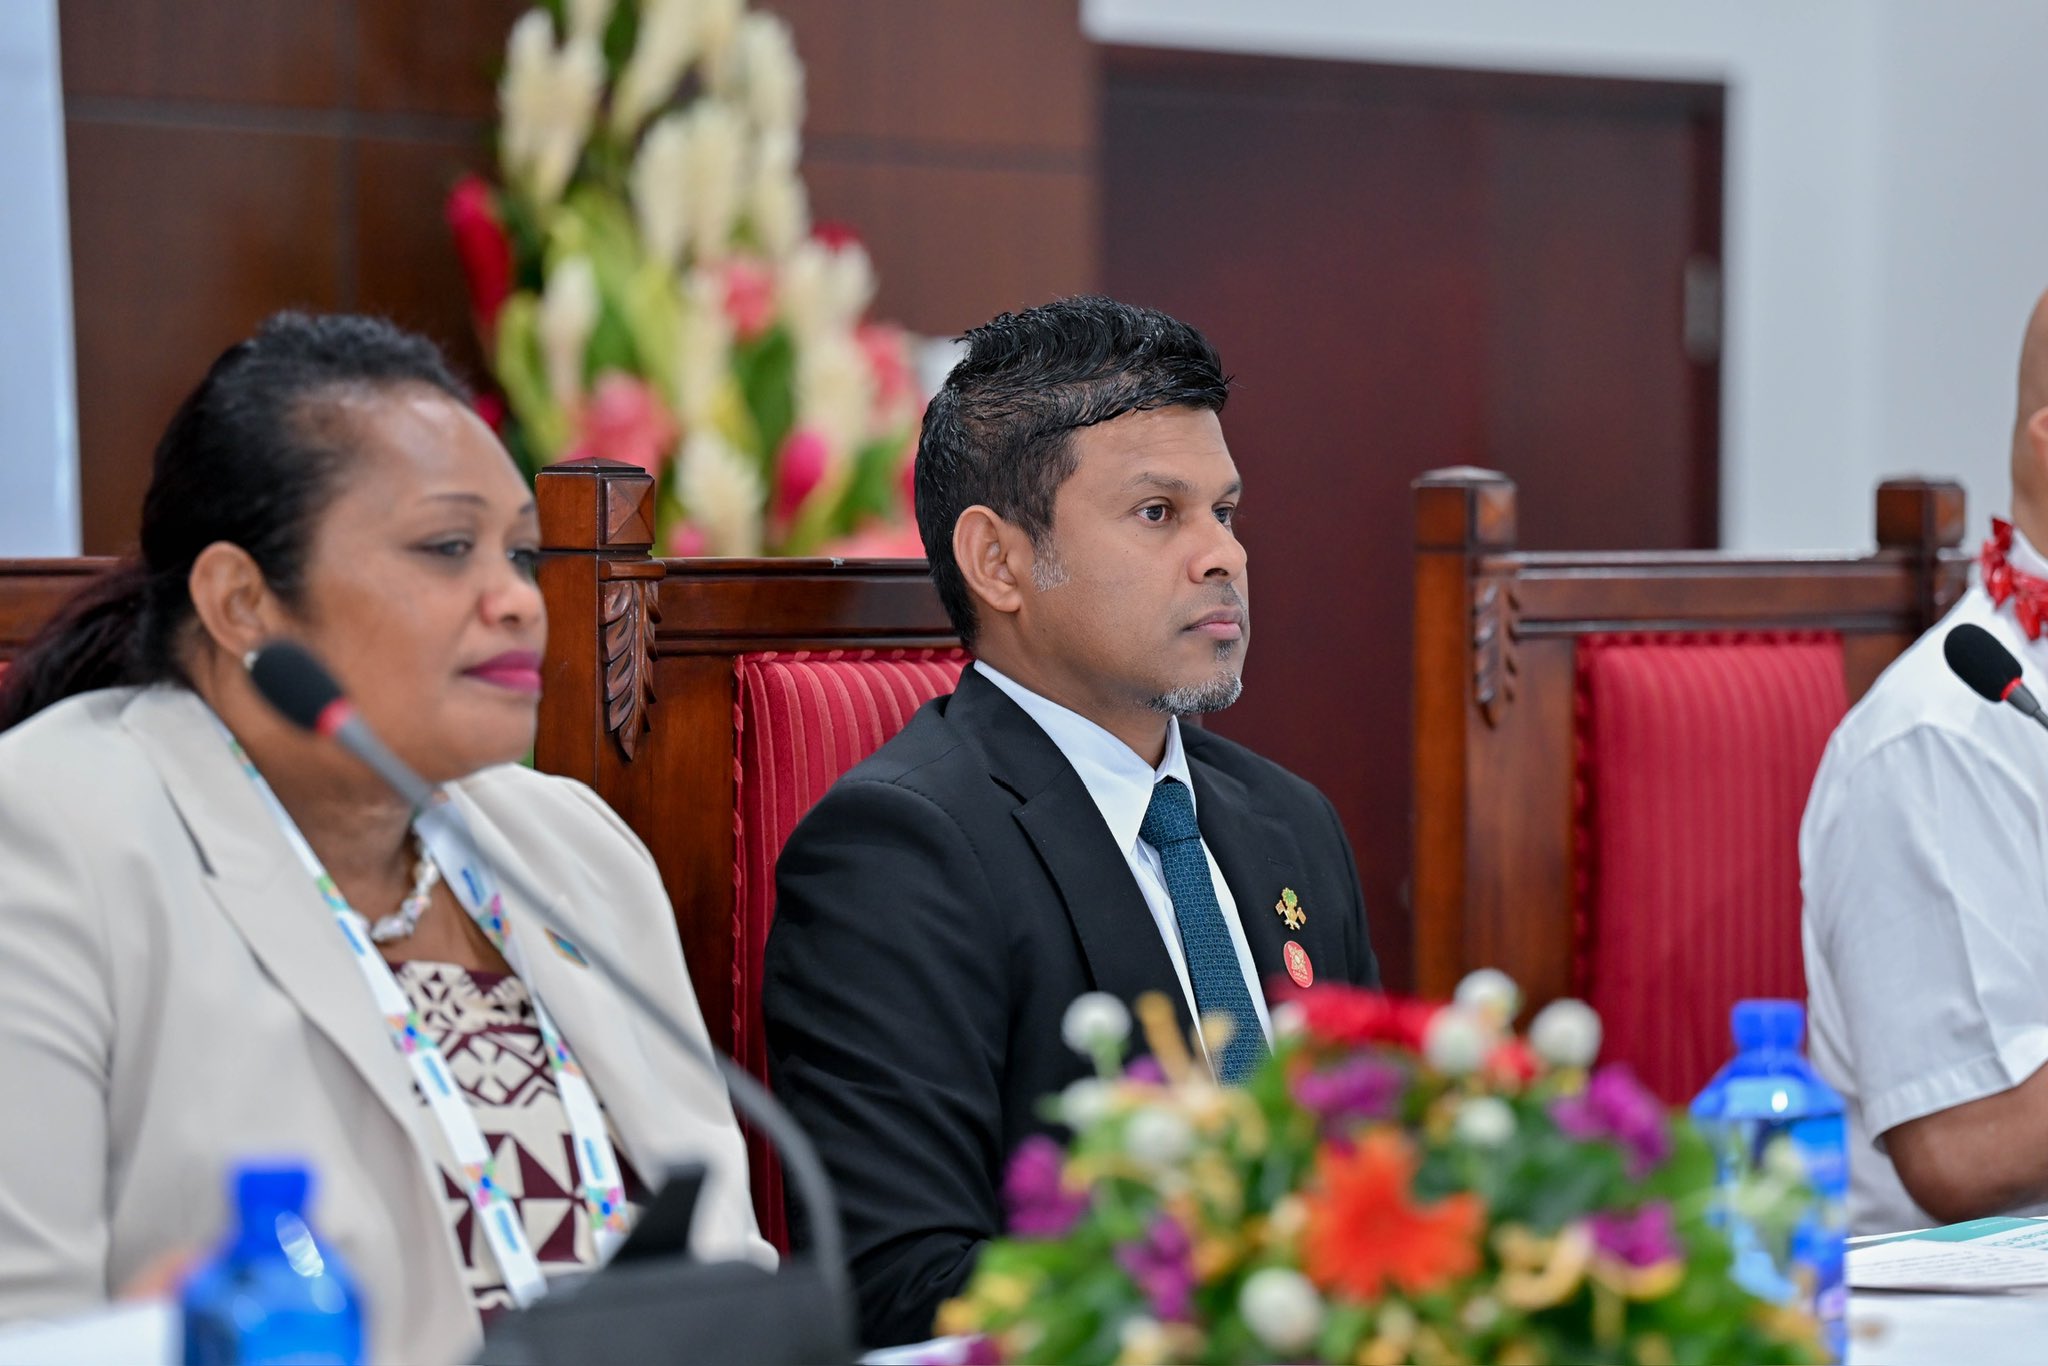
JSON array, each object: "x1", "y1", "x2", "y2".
[{"x1": 1146, "y1": 654, "x2": 1245, "y2": 716}]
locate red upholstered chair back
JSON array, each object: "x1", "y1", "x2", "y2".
[
  {"x1": 1412, "y1": 469, "x2": 1970, "y2": 1082},
  {"x1": 731, "y1": 648, "x2": 969, "y2": 1247},
  {"x1": 1573, "y1": 634, "x2": 1847, "y2": 1102}
]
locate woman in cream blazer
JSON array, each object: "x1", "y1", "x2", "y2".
[{"x1": 0, "y1": 315, "x2": 769, "y2": 1363}]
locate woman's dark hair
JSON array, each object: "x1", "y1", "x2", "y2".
[
  {"x1": 914, "y1": 295, "x2": 1230, "y2": 645},
  {"x1": 0, "y1": 312, "x2": 472, "y2": 731}
]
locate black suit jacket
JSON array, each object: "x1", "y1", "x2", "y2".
[{"x1": 763, "y1": 668, "x2": 1378, "y2": 1347}]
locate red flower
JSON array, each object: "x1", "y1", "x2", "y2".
[
  {"x1": 1483, "y1": 1037, "x2": 1539, "y2": 1089},
  {"x1": 812, "y1": 220, "x2": 864, "y2": 251},
  {"x1": 446, "y1": 175, "x2": 514, "y2": 344},
  {"x1": 1298, "y1": 985, "x2": 1442, "y2": 1051},
  {"x1": 1302, "y1": 1129, "x2": 1483, "y2": 1301}
]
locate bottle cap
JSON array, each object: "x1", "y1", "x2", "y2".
[
  {"x1": 1732, "y1": 998, "x2": 1805, "y2": 1052},
  {"x1": 234, "y1": 1163, "x2": 311, "y2": 1216}
]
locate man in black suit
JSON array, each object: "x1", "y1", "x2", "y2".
[{"x1": 763, "y1": 296, "x2": 1379, "y2": 1347}]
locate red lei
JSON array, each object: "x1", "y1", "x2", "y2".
[{"x1": 1982, "y1": 518, "x2": 2048, "y2": 640}]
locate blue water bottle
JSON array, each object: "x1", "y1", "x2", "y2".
[
  {"x1": 180, "y1": 1163, "x2": 364, "y2": 1365},
  {"x1": 1691, "y1": 1000, "x2": 1848, "y2": 1362}
]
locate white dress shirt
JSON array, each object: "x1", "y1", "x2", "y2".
[
  {"x1": 973, "y1": 661, "x2": 1273, "y2": 1047},
  {"x1": 1801, "y1": 527, "x2": 2048, "y2": 1234}
]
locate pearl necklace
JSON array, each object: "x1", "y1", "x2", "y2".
[{"x1": 367, "y1": 834, "x2": 443, "y2": 944}]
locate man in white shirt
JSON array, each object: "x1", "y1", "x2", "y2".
[
  {"x1": 763, "y1": 297, "x2": 1379, "y2": 1346},
  {"x1": 1803, "y1": 288, "x2": 2048, "y2": 1234}
]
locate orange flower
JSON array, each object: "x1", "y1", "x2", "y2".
[{"x1": 1302, "y1": 1129, "x2": 1483, "y2": 1300}]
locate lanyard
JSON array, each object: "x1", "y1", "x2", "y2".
[{"x1": 220, "y1": 730, "x2": 628, "y2": 1306}]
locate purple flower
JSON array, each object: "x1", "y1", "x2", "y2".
[
  {"x1": 1549, "y1": 1063, "x2": 1672, "y2": 1176},
  {"x1": 1116, "y1": 1215, "x2": 1196, "y2": 1322},
  {"x1": 1126, "y1": 1056, "x2": 1168, "y2": 1086},
  {"x1": 1292, "y1": 1056, "x2": 1404, "y2": 1124},
  {"x1": 1003, "y1": 1135, "x2": 1087, "y2": 1238},
  {"x1": 1589, "y1": 1202, "x2": 1681, "y2": 1268}
]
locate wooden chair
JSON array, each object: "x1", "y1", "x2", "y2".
[
  {"x1": 0, "y1": 559, "x2": 118, "y2": 667},
  {"x1": 1412, "y1": 467, "x2": 1970, "y2": 1101},
  {"x1": 532, "y1": 458, "x2": 963, "y2": 1246}
]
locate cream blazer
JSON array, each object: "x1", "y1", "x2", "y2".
[{"x1": 0, "y1": 686, "x2": 771, "y2": 1363}]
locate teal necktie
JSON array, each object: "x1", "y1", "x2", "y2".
[{"x1": 1138, "y1": 778, "x2": 1268, "y2": 1084}]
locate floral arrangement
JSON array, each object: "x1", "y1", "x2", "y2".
[
  {"x1": 939, "y1": 973, "x2": 1824, "y2": 1365},
  {"x1": 447, "y1": 0, "x2": 924, "y2": 557}
]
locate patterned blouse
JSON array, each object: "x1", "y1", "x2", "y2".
[{"x1": 393, "y1": 960, "x2": 648, "y2": 1315}]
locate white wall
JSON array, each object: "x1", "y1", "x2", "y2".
[
  {"x1": 1085, "y1": 0, "x2": 2048, "y2": 552},
  {"x1": 0, "y1": 0, "x2": 78, "y2": 555}
]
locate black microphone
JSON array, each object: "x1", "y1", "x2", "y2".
[
  {"x1": 247, "y1": 641, "x2": 853, "y2": 1363},
  {"x1": 1945, "y1": 623, "x2": 2048, "y2": 728}
]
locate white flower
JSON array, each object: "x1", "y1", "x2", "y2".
[
  {"x1": 696, "y1": 0, "x2": 745, "y2": 68},
  {"x1": 734, "y1": 12, "x2": 804, "y2": 134},
  {"x1": 1117, "y1": 1316, "x2": 1170, "y2": 1366},
  {"x1": 1453, "y1": 1095, "x2": 1517, "y2": 1148},
  {"x1": 1423, "y1": 1006, "x2": 1491, "y2": 1077},
  {"x1": 1454, "y1": 968, "x2": 1522, "y2": 1030},
  {"x1": 630, "y1": 113, "x2": 693, "y2": 270},
  {"x1": 500, "y1": 12, "x2": 604, "y2": 206},
  {"x1": 1529, "y1": 997, "x2": 1603, "y2": 1069},
  {"x1": 779, "y1": 238, "x2": 876, "y2": 346},
  {"x1": 1238, "y1": 1268, "x2": 1325, "y2": 1354},
  {"x1": 682, "y1": 103, "x2": 744, "y2": 263},
  {"x1": 676, "y1": 431, "x2": 764, "y2": 556},
  {"x1": 1058, "y1": 1078, "x2": 1116, "y2": 1131},
  {"x1": 1270, "y1": 1000, "x2": 1307, "y2": 1039},
  {"x1": 673, "y1": 272, "x2": 734, "y2": 427},
  {"x1": 610, "y1": 0, "x2": 701, "y2": 136},
  {"x1": 748, "y1": 129, "x2": 808, "y2": 258},
  {"x1": 563, "y1": 0, "x2": 615, "y2": 42},
  {"x1": 796, "y1": 330, "x2": 876, "y2": 460},
  {"x1": 1123, "y1": 1107, "x2": 1194, "y2": 1168},
  {"x1": 537, "y1": 255, "x2": 600, "y2": 408},
  {"x1": 1060, "y1": 992, "x2": 1131, "y2": 1056}
]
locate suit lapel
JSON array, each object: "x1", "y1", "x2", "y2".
[
  {"x1": 950, "y1": 671, "x2": 1198, "y2": 1043},
  {"x1": 119, "y1": 687, "x2": 429, "y2": 1150}
]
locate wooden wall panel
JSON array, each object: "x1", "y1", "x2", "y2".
[
  {"x1": 1104, "y1": 49, "x2": 1725, "y2": 990},
  {"x1": 61, "y1": 0, "x2": 1100, "y2": 551},
  {"x1": 65, "y1": 120, "x2": 344, "y2": 552},
  {"x1": 768, "y1": 0, "x2": 1098, "y2": 336}
]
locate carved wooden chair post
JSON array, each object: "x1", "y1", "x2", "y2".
[{"x1": 1410, "y1": 467, "x2": 1967, "y2": 1099}]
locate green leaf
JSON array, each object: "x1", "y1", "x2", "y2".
[{"x1": 733, "y1": 327, "x2": 797, "y2": 473}]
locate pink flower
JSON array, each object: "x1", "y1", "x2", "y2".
[
  {"x1": 1588, "y1": 1203, "x2": 1681, "y2": 1268},
  {"x1": 446, "y1": 175, "x2": 514, "y2": 343},
  {"x1": 665, "y1": 521, "x2": 708, "y2": 558},
  {"x1": 1003, "y1": 1136, "x2": 1086, "y2": 1238},
  {"x1": 1550, "y1": 1063, "x2": 1672, "y2": 1177},
  {"x1": 722, "y1": 257, "x2": 777, "y2": 341},
  {"x1": 774, "y1": 427, "x2": 830, "y2": 521},
  {"x1": 857, "y1": 322, "x2": 916, "y2": 413},
  {"x1": 565, "y1": 373, "x2": 679, "y2": 477},
  {"x1": 815, "y1": 521, "x2": 926, "y2": 559}
]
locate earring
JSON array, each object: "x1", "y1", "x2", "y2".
[{"x1": 242, "y1": 648, "x2": 260, "y2": 671}]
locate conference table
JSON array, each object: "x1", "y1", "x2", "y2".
[{"x1": 1, "y1": 1292, "x2": 2043, "y2": 1365}]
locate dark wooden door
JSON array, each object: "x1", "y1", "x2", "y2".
[{"x1": 1103, "y1": 49, "x2": 1723, "y2": 990}]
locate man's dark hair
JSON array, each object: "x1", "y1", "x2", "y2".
[{"x1": 914, "y1": 296, "x2": 1231, "y2": 645}]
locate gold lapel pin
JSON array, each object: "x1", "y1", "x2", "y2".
[{"x1": 1275, "y1": 887, "x2": 1306, "y2": 931}]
